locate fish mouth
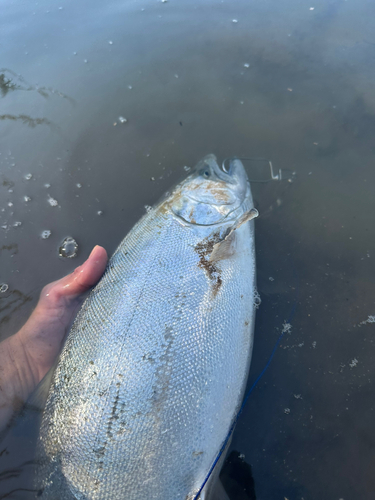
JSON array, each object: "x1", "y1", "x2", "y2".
[
  {"x1": 223, "y1": 157, "x2": 248, "y2": 187},
  {"x1": 195, "y1": 154, "x2": 247, "y2": 186}
]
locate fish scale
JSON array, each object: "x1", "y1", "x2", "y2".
[{"x1": 36, "y1": 155, "x2": 257, "y2": 500}]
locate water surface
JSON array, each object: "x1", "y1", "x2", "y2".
[{"x1": 1, "y1": 0, "x2": 375, "y2": 498}]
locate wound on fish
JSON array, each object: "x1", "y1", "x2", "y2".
[{"x1": 194, "y1": 232, "x2": 223, "y2": 295}]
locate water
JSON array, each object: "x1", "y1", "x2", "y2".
[{"x1": 1, "y1": 0, "x2": 375, "y2": 498}]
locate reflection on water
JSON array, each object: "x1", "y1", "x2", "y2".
[
  {"x1": 0, "y1": 290, "x2": 32, "y2": 328},
  {"x1": 220, "y1": 451, "x2": 257, "y2": 500},
  {"x1": 0, "y1": 68, "x2": 75, "y2": 132},
  {"x1": 0, "y1": 68, "x2": 75, "y2": 104},
  {"x1": 0, "y1": 115, "x2": 57, "y2": 131},
  {"x1": 0, "y1": 245, "x2": 18, "y2": 257},
  {"x1": 1, "y1": 0, "x2": 375, "y2": 498},
  {"x1": 0, "y1": 74, "x2": 18, "y2": 99}
]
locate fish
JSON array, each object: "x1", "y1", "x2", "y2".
[{"x1": 35, "y1": 154, "x2": 258, "y2": 499}]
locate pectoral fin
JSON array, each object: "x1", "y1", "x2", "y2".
[
  {"x1": 27, "y1": 358, "x2": 58, "y2": 411},
  {"x1": 209, "y1": 232, "x2": 237, "y2": 262},
  {"x1": 233, "y1": 208, "x2": 259, "y2": 229},
  {"x1": 209, "y1": 208, "x2": 258, "y2": 263}
]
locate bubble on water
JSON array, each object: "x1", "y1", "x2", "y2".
[
  {"x1": 359, "y1": 315, "x2": 375, "y2": 326},
  {"x1": 44, "y1": 183, "x2": 51, "y2": 188},
  {"x1": 284, "y1": 408, "x2": 290, "y2": 414},
  {"x1": 108, "y1": 40, "x2": 113, "y2": 45},
  {"x1": 118, "y1": 116, "x2": 127, "y2": 123},
  {"x1": 1, "y1": 225, "x2": 7, "y2": 230},
  {"x1": 7, "y1": 202, "x2": 13, "y2": 207},
  {"x1": 84, "y1": 59, "x2": 88, "y2": 63},
  {"x1": 47, "y1": 195, "x2": 58, "y2": 207},
  {"x1": 41, "y1": 230, "x2": 51, "y2": 239},
  {"x1": 150, "y1": 177, "x2": 155, "y2": 181},
  {"x1": 253, "y1": 290, "x2": 261, "y2": 309},
  {"x1": 144, "y1": 205, "x2": 152, "y2": 213},
  {"x1": 128, "y1": 85, "x2": 133, "y2": 90},
  {"x1": 24, "y1": 196, "x2": 31, "y2": 202},
  {"x1": 349, "y1": 358, "x2": 358, "y2": 368},
  {"x1": 0, "y1": 283, "x2": 9, "y2": 293},
  {"x1": 25, "y1": 173, "x2": 32, "y2": 180},
  {"x1": 76, "y1": 183, "x2": 82, "y2": 188},
  {"x1": 243, "y1": 63, "x2": 250, "y2": 68},
  {"x1": 232, "y1": 19, "x2": 238, "y2": 23},
  {"x1": 97, "y1": 210, "x2": 103, "y2": 216},
  {"x1": 183, "y1": 166, "x2": 190, "y2": 172},
  {"x1": 59, "y1": 237, "x2": 78, "y2": 258},
  {"x1": 8, "y1": 189, "x2": 13, "y2": 193},
  {"x1": 13, "y1": 221, "x2": 22, "y2": 227},
  {"x1": 269, "y1": 276, "x2": 274, "y2": 281},
  {"x1": 282, "y1": 321, "x2": 292, "y2": 334}
]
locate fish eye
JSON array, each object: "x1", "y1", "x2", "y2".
[{"x1": 199, "y1": 168, "x2": 210, "y2": 179}]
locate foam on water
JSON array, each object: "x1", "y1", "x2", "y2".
[
  {"x1": 41, "y1": 230, "x2": 52, "y2": 239},
  {"x1": 253, "y1": 290, "x2": 261, "y2": 309},
  {"x1": 47, "y1": 195, "x2": 58, "y2": 207}
]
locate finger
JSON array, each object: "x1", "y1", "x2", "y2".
[
  {"x1": 41, "y1": 246, "x2": 108, "y2": 305},
  {"x1": 68, "y1": 245, "x2": 108, "y2": 295}
]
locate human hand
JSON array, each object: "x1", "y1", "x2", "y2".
[{"x1": 0, "y1": 245, "x2": 108, "y2": 430}]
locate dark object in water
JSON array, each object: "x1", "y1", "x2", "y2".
[{"x1": 220, "y1": 450, "x2": 257, "y2": 500}]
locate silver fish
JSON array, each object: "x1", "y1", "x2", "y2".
[{"x1": 36, "y1": 154, "x2": 258, "y2": 499}]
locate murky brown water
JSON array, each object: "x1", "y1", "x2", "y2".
[{"x1": 1, "y1": 0, "x2": 375, "y2": 498}]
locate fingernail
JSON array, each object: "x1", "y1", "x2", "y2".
[{"x1": 89, "y1": 245, "x2": 99, "y2": 258}]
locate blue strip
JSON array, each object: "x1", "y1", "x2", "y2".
[{"x1": 193, "y1": 274, "x2": 298, "y2": 499}]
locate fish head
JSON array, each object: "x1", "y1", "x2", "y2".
[{"x1": 170, "y1": 154, "x2": 252, "y2": 225}]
